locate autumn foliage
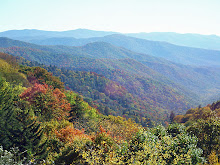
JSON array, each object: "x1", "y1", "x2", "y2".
[
  {"x1": 20, "y1": 83, "x2": 70, "y2": 121},
  {"x1": 0, "y1": 54, "x2": 218, "y2": 164},
  {"x1": 55, "y1": 126, "x2": 90, "y2": 143}
]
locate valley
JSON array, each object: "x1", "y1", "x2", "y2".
[{"x1": 0, "y1": 29, "x2": 220, "y2": 164}]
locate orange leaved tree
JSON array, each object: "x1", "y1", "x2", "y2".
[{"x1": 20, "y1": 83, "x2": 71, "y2": 121}]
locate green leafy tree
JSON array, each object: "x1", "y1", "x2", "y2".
[
  {"x1": 187, "y1": 118, "x2": 220, "y2": 158},
  {"x1": 127, "y1": 125, "x2": 205, "y2": 164}
]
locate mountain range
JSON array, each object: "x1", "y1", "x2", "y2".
[
  {"x1": 2, "y1": 30, "x2": 220, "y2": 66},
  {"x1": 1, "y1": 29, "x2": 220, "y2": 50},
  {"x1": 0, "y1": 29, "x2": 220, "y2": 123},
  {"x1": 127, "y1": 32, "x2": 220, "y2": 50}
]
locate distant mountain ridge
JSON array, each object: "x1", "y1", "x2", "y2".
[
  {"x1": 1, "y1": 29, "x2": 220, "y2": 50},
  {"x1": 127, "y1": 32, "x2": 220, "y2": 50},
  {"x1": 0, "y1": 29, "x2": 117, "y2": 39},
  {"x1": 2, "y1": 33, "x2": 220, "y2": 67}
]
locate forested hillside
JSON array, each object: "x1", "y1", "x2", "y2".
[
  {"x1": 20, "y1": 58, "x2": 191, "y2": 125},
  {"x1": 1, "y1": 53, "x2": 219, "y2": 164},
  {"x1": 0, "y1": 38, "x2": 202, "y2": 122},
  {"x1": 1, "y1": 37, "x2": 220, "y2": 106}
]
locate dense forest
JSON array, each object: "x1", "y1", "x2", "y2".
[
  {"x1": 0, "y1": 53, "x2": 220, "y2": 164},
  {"x1": 0, "y1": 29, "x2": 220, "y2": 165},
  {"x1": 0, "y1": 38, "x2": 199, "y2": 124}
]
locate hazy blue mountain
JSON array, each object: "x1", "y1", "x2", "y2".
[
  {"x1": 0, "y1": 37, "x2": 40, "y2": 48},
  {"x1": 0, "y1": 29, "x2": 117, "y2": 39},
  {"x1": 0, "y1": 37, "x2": 179, "y2": 63},
  {"x1": 19, "y1": 34, "x2": 220, "y2": 67},
  {"x1": 2, "y1": 29, "x2": 220, "y2": 50},
  {"x1": 127, "y1": 32, "x2": 220, "y2": 50},
  {"x1": 29, "y1": 37, "x2": 83, "y2": 46},
  {"x1": 87, "y1": 34, "x2": 220, "y2": 67}
]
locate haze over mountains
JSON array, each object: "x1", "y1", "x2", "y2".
[
  {"x1": 1, "y1": 29, "x2": 220, "y2": 50},
  {"x1": 0, "y1": 29, "x2": 117, "y2": 39},
  {"x1": 1, "y1": 29, "x2": 220, "y2": 67},
  {"x1": 127, "y1": 32, "x2": 220, "y2": 50},
  {"x1": 0, "y1": 29, "x2": 220, "y2": 122}
]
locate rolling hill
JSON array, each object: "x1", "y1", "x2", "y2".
[
  {"x1": 7, "y1": 34, "x2": 220, "y2": 67},
  {"x1": 2, "y1": 35, "x2": 220, "y2": 67}
]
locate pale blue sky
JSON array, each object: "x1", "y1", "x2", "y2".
[{"x1": 1, "y1": 0, "x2": 220, "y2": 35}]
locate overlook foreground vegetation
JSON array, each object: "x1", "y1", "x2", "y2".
[{"x1": 0, "y1": 53, "x2": 220, "y2": 164}]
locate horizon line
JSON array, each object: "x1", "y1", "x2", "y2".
[{"x1": 0, "y1": 28, "x2": 219, "y2": 36}]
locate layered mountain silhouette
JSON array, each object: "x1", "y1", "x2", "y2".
[
  {"x1": 0, "y1": 31, "x2": 220, "y2": 122},
  {"x1": 2, "y1": 30, "x2": 220, "y2": 66}
]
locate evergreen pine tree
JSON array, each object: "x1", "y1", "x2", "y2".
[
  {"x1": 0, "y1": 77, "x2": 48, "y2": 162},
  {"x1": 0, "y1": 77, "x2": 19, "y2": 149},
  {"x1": 8, "y1": 102, "x2": 48, "y2": 161}
]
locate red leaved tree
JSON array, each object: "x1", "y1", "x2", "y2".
[
  {"x1": 55, "y1": 126, "x2": 90, "y2": 143},
  {"x1": 20, "y1": 83, "x2": 71, "y2": 121}
]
